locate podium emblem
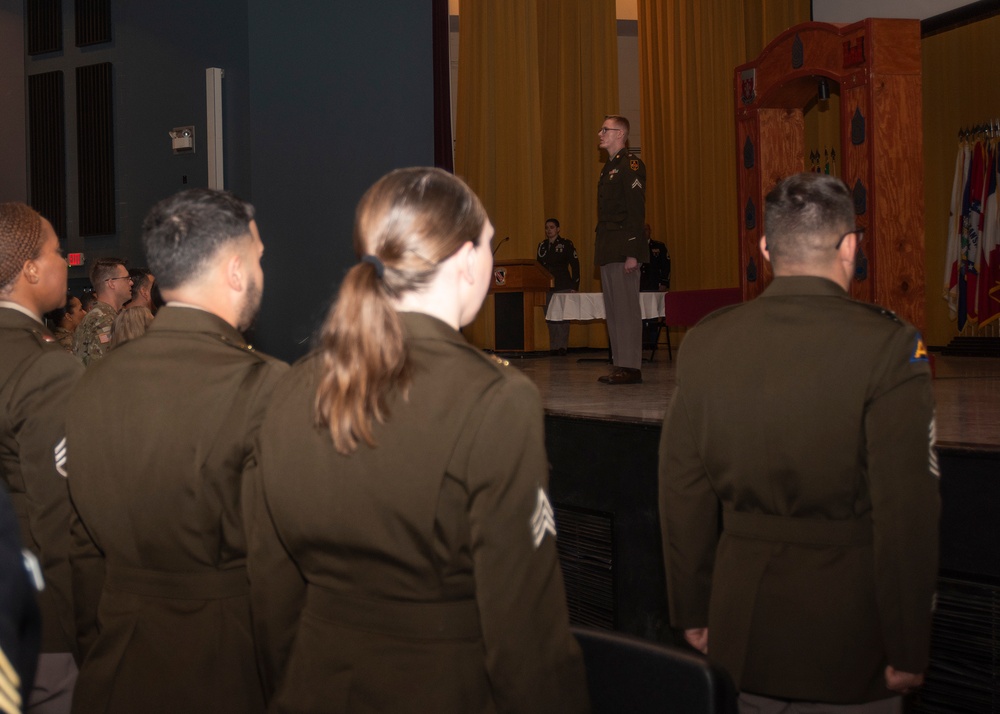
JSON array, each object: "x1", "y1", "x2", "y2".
[{"x1": 494, "y1": 267, "x2": 507, "y2": 286}]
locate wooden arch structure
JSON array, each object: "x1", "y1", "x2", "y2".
[{"x1": 734, "y1": 19, "x2": 925, "y2": 330}]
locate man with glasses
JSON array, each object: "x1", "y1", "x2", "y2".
[
  {"x1": 595, "y1": 115, "x2": 648, "y2": 384},
  {"x1": 72, "y1": 257, "x2": 132, "y2": 365},
  {"x1": 659, "y1": 173, "x2": 939, "y2": 713}
]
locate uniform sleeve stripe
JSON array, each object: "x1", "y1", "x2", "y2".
[{"x1": 0, "y1": 645, "x2": 21, "y2": 714}]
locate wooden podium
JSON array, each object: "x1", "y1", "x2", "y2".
[{"x1": 489, "y1": 260, "x2": 553, "y2": 352}]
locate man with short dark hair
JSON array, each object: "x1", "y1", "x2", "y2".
[
  {"x1": 595, "y1": 114, "x2": 648, "y2": 384},
  {"x1": 0, "y1": 202, "x2": 83, "y2": 713},
  {"x1": 125, "y1": 267, "x2": 156, "y2": 313},
  {"x1": 72, "y1": 257, "x2": 131, "y2": 365},
  {"x1": 659, "y1": 173, "x2": 939, "y2": 713},
  {"x1": 67, "y1": 189, "x2": 288, "y2": 713}
]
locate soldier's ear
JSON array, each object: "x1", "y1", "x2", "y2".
[
  {"x1": 759, "y1": 235, "x2": 772, "y2": 263},
  {"x1": 225, "y1": 250, "x2": 244, "y2": 292},
  {"x1": 22, "y1": 258, "x2": 41, "y2": 284}
]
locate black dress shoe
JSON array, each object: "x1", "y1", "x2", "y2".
[
  {"x1": 598, "y1": 368, "x2": 623, "y2": 384},
  {"x1": 603, "y1": 368, "x2": 642, "y2": 385}
]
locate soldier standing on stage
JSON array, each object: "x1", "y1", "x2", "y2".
[
  {"x1": 537, "y1": 218, "x2": 579, "y2": 356},
  {"x1": 595, "y1": 114, "x2": 648, "y2": 384}
]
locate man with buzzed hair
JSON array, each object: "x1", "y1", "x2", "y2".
[
  {"x1": 125, "y1": 266, "x2": 156, "y2": 313},
  {"x1": 595, "y1": 114, "x2": 648, "y2": 384},
  {"x1": 0, "y1": 202, "x2": 83, "y2": 713},
  {"x1": 67, "y1": 189, "x2": 288, "y2": 713},
  {"x1": 72, "y1": 257, "x2": 131, "y2": 365},
  {"x1": 659, "y1": 173, "x2": 939, "y2": 713}
]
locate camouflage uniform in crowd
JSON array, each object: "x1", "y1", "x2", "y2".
[{"x1": 72, "y1": 301, "x2": 116, "y2": 366}]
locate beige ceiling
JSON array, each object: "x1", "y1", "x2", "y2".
[{"x1": 448, "y1": 0, "x2": 638, "y2": 21}]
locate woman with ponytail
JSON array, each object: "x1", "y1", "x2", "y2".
[{"x1": 246, "y1": 168, "x2": 588, "y2": 713}]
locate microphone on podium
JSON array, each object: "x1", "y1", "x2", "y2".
[{"x1": 492, "y1": 236, "x2": 510, "y2": 256}]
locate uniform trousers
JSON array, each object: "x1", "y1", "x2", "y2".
[
  {"x1": 739, "y1": 693, "x2": 902, "y2": 714},
  {"x1": 28, "y1": 653, "x2": 77, "y2": 714},
  {"x1": 545, "y1": 290, "x2": 572, "y2": 351},
  {"x1": 600, "y1": 262, "x2": 642, "y2": 370}
]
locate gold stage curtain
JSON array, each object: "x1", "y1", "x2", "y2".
[
  {"x1": 455, "y1": 0, "x2": 545, "y2": 348},
  {"x1": 455, "y1": 0, "x2": 618, "y2": 350},
  {"x1": 637, "y1": 0, "x2": 809, "y2": 292},
  {"x1": 537, "y1": 0, "x2": 619, "y2": 348}
]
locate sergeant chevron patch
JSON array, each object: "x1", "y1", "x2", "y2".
[
  {"x1": 530, "y1": 488, "x2": 557, "y2": 548},
  {"x1": 54, "y1": 437, "x2": 68, "y2": 478}
]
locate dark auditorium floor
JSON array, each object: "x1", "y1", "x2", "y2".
[{"x1": 509, "y1": 348, "x2": 1000, "y2": 452}]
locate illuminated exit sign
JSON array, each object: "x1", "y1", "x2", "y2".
[{"x1": 67, "y1": 253, "x2": 84, "y2": 267}]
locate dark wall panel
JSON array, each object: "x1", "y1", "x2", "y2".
[
  {"x1": 0, "y1": 0, "x2": 28, "y2": 201},
  {"x1": 75, "y1": 0, "x2": 112, "y2": 47},
  {"x1": 26, "y1": 0, "x2": 61, "y2": 55},
  {"x1": 76, "y1": 62, "x2": 115, "y2": 236},
  {"x1": 27, "y1": 70, "x2": 66, "y2": 236},
  {"x1": 248, "y1": 0, "x2": 436, "y2": 361}
]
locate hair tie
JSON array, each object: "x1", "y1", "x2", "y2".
[{"x1": 361, "y1": 254, "x2": 385, "y2": 279}]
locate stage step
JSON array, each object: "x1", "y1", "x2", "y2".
[{"x1": 940, "y1": 336, "x2": 1000, "y2": 357}]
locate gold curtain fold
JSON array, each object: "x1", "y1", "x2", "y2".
[
  {"x1": 537, "y1": 0, "x2": 618, "y2": 348},
  {"x1": 455, "y1": 0, "x2": 618, "y2": 350},
  {"x1": 637, "y1": 0, "x2": 809, "y2": 292},
  {"x1": 455, "y1": 0, "x2": 545, "y2": 348}
]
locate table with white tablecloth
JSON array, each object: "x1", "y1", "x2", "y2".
[{"x1": 544, "y1": 292, "x2": 665, "y2": 322}]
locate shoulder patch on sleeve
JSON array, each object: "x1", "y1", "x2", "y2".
[
  {"x1": 911, "y1": 335, "x2": 929, "y2": 363},
  {"x1": 630, "y1": 158, "x2": 639, "y2": 172}
]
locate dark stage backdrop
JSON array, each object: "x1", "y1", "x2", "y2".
[{"x1": 247, "y1": 1, "x2": 436, "y2": 362}]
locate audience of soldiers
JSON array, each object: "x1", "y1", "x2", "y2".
[{"x1": 0, "y1": 171, "x2": 938, "y2": 714}]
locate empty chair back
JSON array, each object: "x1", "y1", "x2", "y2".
[{"x1": 573, "y1": 626, "x2": 738, "y2": 714}]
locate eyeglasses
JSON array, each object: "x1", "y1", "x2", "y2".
[
  {"x1": 107, "y1": 276, "x2": 133, "y2": 284},
  {"x1": 599, "y1": 127, "x2": 623, "y2": 135},
  {"x1": 834, "y1": 227, "x2": 865, "y2": 250}
]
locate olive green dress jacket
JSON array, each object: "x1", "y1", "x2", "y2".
[
  {"x1": 67, "y1": 306, "x2": 288, "y2": 714},
  {"x1": 594, "y1": 149, "x2": 648, "y2": 266},
  {"x1": 659, "y1": 276, "x2": 940, "y2": 704},
  {"x1": 0, "y1": 306, "x2": 82, "y2": 655},
  {"x1": 246, "y1": 312, "x2": 588, "y2": 714}
]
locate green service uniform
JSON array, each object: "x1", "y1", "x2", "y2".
[
  {"x1": 246, "y1": 312, "x2": 588, "y2": 714},
  {"x1": 67, "y1": 306, "x2": 288, "y2": 714},
  {"x1": 659, "y1": 276, "x2": 939, "y2": 704},
  {"x1": 536, "y1": 236, "x2": 580, "y2": 292},
  {"x1": 537, "y1": 236, "x2": 580, "y2": 352},
  {"x1": 71, "y1": 300, "x2": 116, "y2": 366},
  {"x1": 0, "y1": 306, "x2": 82, "y2": 659},
  {"x1": 596, "y1": 149, "x2": 648, "y2": 371}
]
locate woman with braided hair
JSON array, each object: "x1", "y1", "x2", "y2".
[
  {"x1": 0, "y1": 203, "x2": 83, "y2": 713},
  {"x1": 246, "y1": 168, "x2": 588, "y2": 714}
]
